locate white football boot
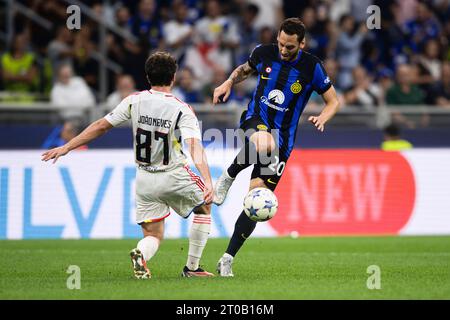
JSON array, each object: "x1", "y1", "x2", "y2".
[
  {"x1": 213, "y1": 171, "x2": 235, "y2": 205},
  {"x1": 217, "y1": 254, "x2": 234, "y2": 277}
]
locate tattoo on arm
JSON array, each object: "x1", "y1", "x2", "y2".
[{"x1": 228, "y1": 62, "x2": 255, "y2": 85}]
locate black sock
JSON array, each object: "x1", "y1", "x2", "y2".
[
  {"x1": 225, "y1": 211, "x2": 257, "y2": 257},
  {"x1": 227, "y1": 141, "x2": 258, "y2": 178}
]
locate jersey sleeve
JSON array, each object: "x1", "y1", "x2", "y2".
[
  {"x1": 177, "y1": 108, "x2": 202, "y2": 141},
  {"x1": 104, "y1": 96, "x2": 131, "y2": 126},
  {"x1": 248, "y1": 44, "x2": 263, "y2": 70},
  {"x1": 312, "y1": 61, "x2": 332, "y2": 95}
]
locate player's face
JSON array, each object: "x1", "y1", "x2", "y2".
[{"x1": 277, "y1": 31, "x2": 304, "y2": 62}]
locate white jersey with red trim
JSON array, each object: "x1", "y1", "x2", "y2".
[{"x1": 104, "y1": 89, "x2": 201, "y2": 172}]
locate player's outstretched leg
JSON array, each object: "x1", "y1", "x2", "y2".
[
  {"x1": 130, "y1": 221, "x2": 163, "y2": 279},
  {"x1": 214, "y1": 141, "x2": 259, "y2": 205},
  {"x1": 215, "y1": 129, "x2": 276, "y2": 205},
  {"x1": 217, "y1": 211, "x2": 257, "y2": 277},
  {"x1": 181, "y1": 207, "x2": 214, "y2": 277}
]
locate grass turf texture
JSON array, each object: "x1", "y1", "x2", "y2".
[{"x1": 0, "y1": 236, "x2": 449, "y2": 299}]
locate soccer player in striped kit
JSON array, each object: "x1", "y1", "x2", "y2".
[{"x1": 213, "y1": 18, "x2": 340, "y2": 276}]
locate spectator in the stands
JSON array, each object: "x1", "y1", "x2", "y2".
[
  {"x1": 42, "y1": 120, "x2": 88, "y2": 150},
  {"x1": 429, "y1": 62, "x2": 450, "y2": 108},
  {"x1": 344, "y1": 66, "x2": 383, "y2": 109},
  {"x1": 443, "y1": 19, "x2": 450, "y2": 60},
  {"x1": 403, "y1": 1, "x2": 441, "y2": 54},
  {"x1": 411, "y1": 39, "x2": 442, "y2": 104},
  {"x1": 324, "y1": 59, "x2": 340, "y2": 87},
  {"x1": 381, "y1": 124, "x2": 413, "y2": 151},
  {"x1": 124, "y1": 0, "x2": 164, "y2": 89},
  {"x1": 1, "y1": 33, "x2": 39, "y2": 101},
  {"x1": 107, "y1": 5, "x2": 147, "y2": 90},
  {"x1": 60, "y1": 121, "x2": 88, "y2": 150},
  {"x1": 202, "y1": 67, "x2": 227, "y2": 104},
  {"x1": 350, "y1": 0, "x2": 373, "y2": 24},
  {"x1": 47, "y1": 26, "x2": 74, "y2": 82},
  {"x1": 416, "y1": 38, "x2": 443, "y2": 81},
  {"x1": 387, "y1": 64, "x2": 425, "y2": 105},
  {"x1": 115, "y1": 5, "x2": 132, "y2": 31},
  {"x1": 73, "y1": 25, "x2": 99, "y2": 91},
  {"x1": 335, "y1": 15, "x2": 368, "y2": 90},
  {"x1": 107, "y1": 6, "x2": 132, "y2": 63},
  {"x1": 300, "y1": 6, "x2": 332, "y2": 60},
  {"x1": 412, "y1": 38, "x2": 443, "y2": 102},
  {"x1": 172, "y1": 68, "x2": 203, "y2": 103},
  {"x1": 129, "y1": 0, "x2": 164, "y2": 50},
  {"x1": 247, "y1": 0, "x2": 283, "y2": 31},
  {"x1": 377, "y1": 68, "x2": 395, "y2": 96},
  {"x1": 50, "y1": 64, "x2": 96, "y2": 120},
  {"x1": 27, "y1": 0, "x2": 68, "y2": 52},
  {"x1": 259, "y1": 26, "x2": 276, "y2": 46},
  {"x1": 309, "y1": 58, "x2": 344, "y2": 111},
  {"x1": 236, "y1": 3, "x2": 259, "y2": 65},
  {"x1": 106, "y1": 74, "x2": 137, "y2": 109},
  {"x1": 227, "y1": 81, "x2": 251, "y2": 104},
  {"x1": 185, "y1": 0, "x2": 240, "y2": 85},
  {"x1": 386, "y1": 64, "x2": 428, "y2": 128},
  {"x1": 164, "y1": 2, "x2": 193, "y2": 61}
]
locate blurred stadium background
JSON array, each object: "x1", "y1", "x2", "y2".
[
  {"x1": 0, "y1": 0, "x2": 449, "y2": 240},
  {"x1": 1, "y1": 0, "x2": 450, "y2": 301}
]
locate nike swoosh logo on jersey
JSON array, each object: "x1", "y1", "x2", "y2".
[
  {"x1": 261, "y1": 75, "x2": 271, "y2": 80},
  {"x1": 267, "y1": 178, "x2": 277, "y2": 185}
]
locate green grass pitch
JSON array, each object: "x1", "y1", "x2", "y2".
[{"x1": 0, "y1": 236, "x2": 449, "y2": 299}]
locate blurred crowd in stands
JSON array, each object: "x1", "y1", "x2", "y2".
[{"x1": 0, "y1": 0, "x2": 449, "y2": 128}]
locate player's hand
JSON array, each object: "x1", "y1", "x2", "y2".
[
  {"x1": 308, "y1": 116, "x2": 326, "y2": 132},
  {"x1": 203, "y1": 181, "x2": 213, "y2": 205},
  {"x1": 213, "y1": 79, "x2": 232, "y2": 105},
  {"x1": 41, "y1": 146, "x2": 69, "y2": 164}
]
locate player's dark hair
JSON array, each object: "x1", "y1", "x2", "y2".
[
  {"x1": 279, "y1": 18, "x2": 306, "y2": 43},
  {"x1": 384, "y1": 124, "x2": 400, "y2": 137},
  {"x1": 145, "y1": 52, "x2": 178, "y2": 87}
]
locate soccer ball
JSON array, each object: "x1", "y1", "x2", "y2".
[{"x1": 243, "y1": 187, "x2": 278, "y2": 222}]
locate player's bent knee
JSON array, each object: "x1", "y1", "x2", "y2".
[
  {"x1": 140, "y1": 220, "x2": 165, "y2": 241},
  {"x1": 194, "y1": 203, "x2": 211, "y2": 215}
]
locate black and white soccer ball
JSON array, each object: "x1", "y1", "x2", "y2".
[{"x1": 243, "y1": 187, "x2": 278, "y2": 222}]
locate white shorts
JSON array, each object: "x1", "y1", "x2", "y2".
[{"x1": 135, "y1": 164, "x2": 205, "y2": 224}]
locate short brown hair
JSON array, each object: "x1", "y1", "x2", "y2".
[
  {"x1": 145, "y1": 52, "x2": 178, "y2": 86},
  {"x1": 279, "y1": 18, "x2": 306, "y2": 43}
]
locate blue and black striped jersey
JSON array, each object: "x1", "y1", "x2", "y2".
[{"x1": 245, "y1": 44, "x2": 332, "y2": 157}]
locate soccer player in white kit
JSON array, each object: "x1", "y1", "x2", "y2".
[{"x1": 42, "y1": 52, "x2": 214, "y2": 279}]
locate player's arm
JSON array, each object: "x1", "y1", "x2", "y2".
[
  {"x1": 41, "y1": 118, "x2": 113, "y2": 163},
  {"x1": 184, "y1": 138, "x2": 213, "y2": 204},
  {"x1": 308, "y1": 86, "x2": 340, "y2": 132},
  {"x1": 213, "y1": 62, "x2": 255, "y2": 104}
]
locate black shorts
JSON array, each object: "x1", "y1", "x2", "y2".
[{"x1": 239, "y1": 112, "x2": 290, "y2": 191}]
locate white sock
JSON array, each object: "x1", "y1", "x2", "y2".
[
  {"x1": 137, "y1": 236, "x2": 160, "y2": 261},
  {"x1": 187, "y1": 214, "x2": 211, "y2": 270}
]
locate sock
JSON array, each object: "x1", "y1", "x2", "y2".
[
  {"x1": 187, "y1": 214, "x2": 211, "y2": 270},
  {"x1": 227, "y1": 141, "x2": 258, "y2": 178},
  {"x1": 137, "y1": 236, "x2": 160, "y2": 261},
  {"x1": 225, "y1": 211, "x2": 257, "y2": 257}
]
